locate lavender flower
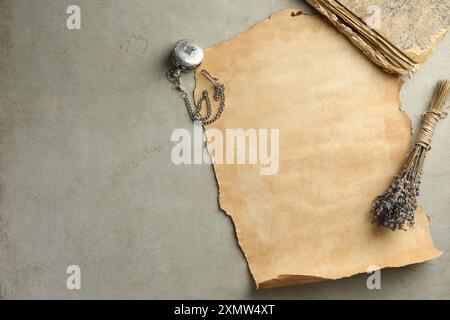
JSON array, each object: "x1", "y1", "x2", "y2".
[
  {"x1": 371, "y1": 80, "x2": 450, "y2": 231},
  {"x1": 371, "y1": 172, "x2": 419, "y2": 231}
]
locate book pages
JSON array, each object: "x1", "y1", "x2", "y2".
[{"x1": 307, "y1": 0, "x2": 449, "y2": 75}]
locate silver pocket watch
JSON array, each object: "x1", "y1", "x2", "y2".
[{"x1": 166, "y1": 39, "x2": 226, "y2": 125}]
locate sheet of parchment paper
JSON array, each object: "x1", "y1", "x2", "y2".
[{"x1": 195, "y1": 10, "x2": 441, "y2": 289}]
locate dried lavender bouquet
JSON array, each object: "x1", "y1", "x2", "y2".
[{"x1": 372, "y1": 80, "x2": 450, "y2": 231}]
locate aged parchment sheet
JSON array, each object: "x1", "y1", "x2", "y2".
[{"x1": 195, "y1": 10, "x2": 441, "y2": 289}]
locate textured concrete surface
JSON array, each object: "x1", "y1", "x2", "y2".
[{"x1": 0, "y1": 0, "x2": 449, "y2": 299}]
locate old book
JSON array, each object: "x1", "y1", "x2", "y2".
[
  {"x1": 195, "y1": 10, "x2": 441, "y2": 289},
  {"x1": 306, "y1": 0, "x2": 450, "y2": 75}
]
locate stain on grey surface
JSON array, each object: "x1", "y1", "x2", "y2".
[
  {"x1": 0, "y1": 0, "x2": 14, "y2": 68},
  {"x1": 119, "y1": 34, "x2": 150, "y2": 55},
  {"x1": 90, "y1": 0, "x2": 109, "y2": 14},
  {"x1": 111, "y1": 145, "x2": 162, "y2": 186}
]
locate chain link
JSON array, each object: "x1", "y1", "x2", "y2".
[{"x1": 166, "y1": 69, "x2": 226, "y2": 125}]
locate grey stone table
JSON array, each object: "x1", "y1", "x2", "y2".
[{"x1": 1, "y1": 0, "x2": 449, "y2": 299}]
